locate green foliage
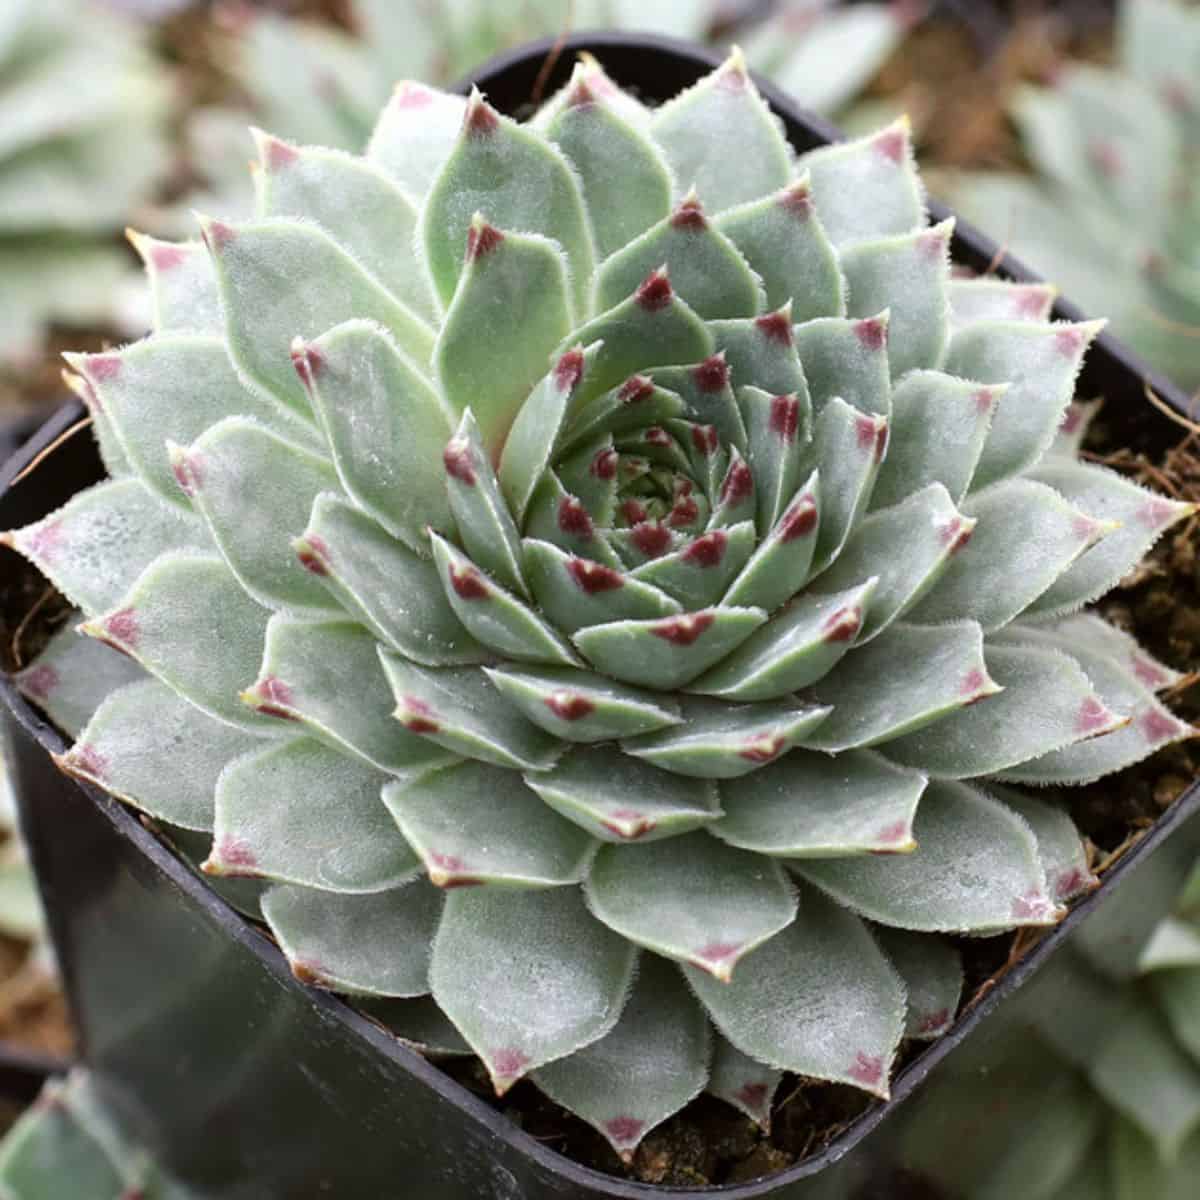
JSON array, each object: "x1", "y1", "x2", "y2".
[
  {"x1": 5, "y1": 52, "x2": 1194, "y2": 1157},
  {"x1": 947, "y1": 0, "x2": 1200, "y2": 392},
  {"x1": 171, "y1": 0, "x2": 912, "y2": 232},
  {"x1": 0, "y1": 1070, "x2": 196, "y2": 1198},
  {"x1": 0, "y1": 0, "x2": 169, "y2": 362}
]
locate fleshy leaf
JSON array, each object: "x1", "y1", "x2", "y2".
[
  {"x1": 1048, "y1": 612, "x2": 1186, "y2": 693},
  {"x1": 523, "y1": 538, "x2": 682, "y2": 635},
  {"x1": 434, "y1": 218, "x2": 573, "y2": 455},
  {"x1": 524, "y1": 746, "x2": 720, "y2": 843},
  {"x1": 799, "y1": 120, "x2": 924, "y2": 247},
  {"x1": 78, "y1": 552, "x2": 276, "y2": 734},
  {"x1": 715, "y1": 176, "x2": 845, "y2": 319},
  {"x1": 383, "y1": 761, "x2": 595, "y2": 888},
  {"x1": 173, "y1": 417, "x2": 340, "y2": 614},
  {"x1": 690, "y1": 581, "x2": 877, "y2": 701},
  {"x1": 573, "y1": 606, "x2": 767, "y2": 690},
  {"x1": 595, "y1": 193, "x2": 763, "y2": 319},
  {"x1": 59, "y1": 679, "x2": 260, "y2": 831},
  {"x1": 430, "y1": 886, "x2": 636, "y2": 1094},
  {"x1": 795, "y1": 780, "x2": 1058, "y2": 932},
  {"x1": 379, "y1": 654, "x2": 563, "y2": 772},
  {"x1": 685, "y1": 883, "x2": 905, "y2": 1098},
  {"x1": 253, "y1": 132, "x2": 434, "y2": 320},
  {"x1": 909, "y1": 478, "x2": 1114, "y2": 631},
  {"x1": 208, "y1": 739, "x2": 420, "y2": 893},
  {"x1": 715, "y1": 749, "x2": 925, "y2": 858},
  {"x1": 586, "y1": 832, "x2": 797, "y2": 979},
  {"x1": 128, "y1": 233, "x2": 222, "y2": 336},
  {"x1": 622, "y1": 696, "x2": 830, "y2": 778},
  {"x1": 793, "y1": 313, "x2": 892, "y2": 420},
  {"x1": 499, "y1": 344, "x2": 596, "y2": 524},
  {"x1": 420, "y1": 91, "x2": 593, "y2": 320},
  {"x1": 4, "y1": 477, "x2": 209, "y2": 620},
  {"x1": 298, "y1": 319, "x2": 454, "y2": 551},
  {"x1": 14, "y1": 623, "x2": 143, "y2": 739},
  {"x1": 708, "y1": 1035, "x2": 782, "y2": 1129},
  {"x1": 649, "y1": 49, "x2": 793, "y2": 213},
  {"x1": 534, "y1": 956, "x2": 710, "y2": 1161},
  {"x1": 483, "y1": 665, "x2": 681, "y2": 743},
  {"x1": 869, "y1": 371, "x2": 1001, "y2": 510},
  {"x1": 365, "y1": 82, "x2": 466, "y2": 200},
  {"x1": 363, "y1": 996, "x2": 471, "y2": 1058},
  {"x1": 806, "y1": 396, "x2": 888, "y2": 574},
  {"x1": 429, "y1": 534, "x2": 576, "y2": 666},
  {"x1": 738, "y1": 386, "x2": 807, "y2": 535},
  {"x1": 561, "y1": 377, "x2": 687, "y2": 457},
  {"x1": 522, "y1": 471, "x2": 624, "y2": 568},
  {"x1": 563, "y1": 269, "x2": 714, "y2": 406},
  {"x1": 262, "y1": 880, "x2": 442, "y2": 996},
  {"x1": 545, "y1": 66, "x2": 673, "y2": 260},
  {"x1": 947, "y1": 278, "x2": 1057, "y2": 327},
  {"x1": 65, "y1": 336, "x2": 321, "y2": 509},
  {"x1": 652, "y1": 356, "x2": 748, "y2": 453},
  {"x1": 804, "y1": 622, "x2": 999, "y2": 751},
  {"x1": 1025, "y1": 459, "x2": 1197, "y2": 618},
  {"x1": 243, "y1": 616, "x2": 447, "y2": 773},
  {"x1": 713, "y1": 307, "x2": 808, "y2": 402},
  {"x1": 811, "y1": 483, "x2": 970, "y2": 639},
  {"x1": 201, "y1": 216, "x2": 434, "y2": 415},
  {"x1": 875, "y1": 929, "x2": 963, "y2": 1041},
  {"x1": 992, "y1": 624, "x2": 1193, "y2": 787},
  {"x1": 989, "y1": 785, "x2": 1097, "y2": 904},
  {"x1": 841, "y1": 220, "x2": 953, "y2": 377},
  {"x1": 443, "y1": 410, "x2": 527, "y2": 598},
  {"x1": 296, "y1": 493, "x2": 487, "y2": 666},
  {"x1": 945, "y1": 318, "x2": 1104, "y2": 491},
  {"x1": 630, "y1": 522, "x2": 756, "y2": 610},
  {"x1": 882, "y1": 643, "x2": 1126, "y2": 778},
  {"x1": 724, "y1": 472, "x2": 820, "y2": 611}
]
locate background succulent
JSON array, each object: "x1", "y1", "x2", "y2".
[
  {"x1": 0, "y1": 753, "x2": 51, "y2": 986},
  {"x1": 945, "y1": 0, "x2": 1200, "y2": 394},
  {"x1": 3, "y1": 51, "x2": 1195, "y2": 1162},
  {"x1": 899, "y1": 858, "x2": 1200, "y2": 1200},
  {"x1": 0, "y1": 0, "x2": 169, "y2": 367},
  {"x1": 166, "y1": 0, "x2": 913, "y2": 232},
  {"x1": 0, "y1": 1069, "x2": 195, "y2": 1198}
]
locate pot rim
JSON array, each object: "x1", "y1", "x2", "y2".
[{"x1": 2, "y1": 31, "x2": 1198, "y2": 1195}]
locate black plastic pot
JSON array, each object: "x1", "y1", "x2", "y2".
[{"x1": 1, "y1": 32, "x2": 1198, "y2": 1200}]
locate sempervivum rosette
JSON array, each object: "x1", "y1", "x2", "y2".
[{"x1": 5, "y1": 51, "x2": 1195, "y2": 1161}]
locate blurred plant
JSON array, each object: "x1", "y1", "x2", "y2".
[
  {"x1": 945, "y1": 0, "x2": 1200, "y2": 394},
  {"x1": 0, "y1": 751, "x2": 52, "y2": 996},
  {"x1": 903, "y1": 856, "x2": 1200, "y2": 1199},
  {"x1": 0, "y1": 1069, "x2": 196, "y2": 1197},
  {"x1": 0, "y1": 0, "x2": 170, "y2": 372},
  {"x1": 161, "y1": 0, "x2": 916, "y2": 231}
]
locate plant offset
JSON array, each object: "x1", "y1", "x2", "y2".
[{"x1": 4, "y1": 50, "x2": 1196, "y2": 1164}]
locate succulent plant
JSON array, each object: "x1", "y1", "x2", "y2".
[
  {"x1": 901, "y1": 858, "x2": 1200, "y2": 1200},
  {"x1": 945, "y1": 0, "x2": 1200, "y2": 393},
  {"x1": 170, "y1": 0, "x2": 912, "y2": 230},
  {"x1": 0, "y1": 1069, "x2": 196, "y2": 1198},
  {"x1": 0, "y1": 750, "x2": 51, "y2": 982},
  {"x1": 0, "y1": 0, "x2": 169, "y2": 364},
  {"x1": 4, "y1": 50, "x2": 1195, "y2": 1163}
]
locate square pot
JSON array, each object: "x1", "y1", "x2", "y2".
[{"x1": 2, "y1": 32, "x2": 1197, "y2": 1200}]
